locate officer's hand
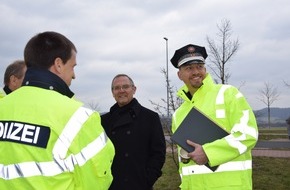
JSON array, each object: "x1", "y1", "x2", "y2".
[{"x1": 186, "y1": 140, "x2": 209, "y2": 165}]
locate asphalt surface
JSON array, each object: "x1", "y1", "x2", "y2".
[
  {"x1": 166, "y1": 136, "x2": 290, "y2": 158},
  {"x1": 253, "y1": 139, "x2": 290, "y2": 158},
  {"x1": 252, "y1": 149, "x2": 290, "y2": 158},
  {"x1": 255, "y1": 140, "x2": 290, "y2": 149}
]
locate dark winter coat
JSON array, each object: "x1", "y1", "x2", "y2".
[{"x1": 101, "y1": 98, "x2": 166, "y2": 190}]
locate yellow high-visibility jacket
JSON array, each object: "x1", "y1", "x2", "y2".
[
  {"x1": 0, "y1": 86, "x2": 115, "y2": 190},
  {"x1": 0, "y1": 88, "x2": 6, "y2": 99},
  {"x1": 172, "y1": 74, "x2": 258, "y2": 190}
]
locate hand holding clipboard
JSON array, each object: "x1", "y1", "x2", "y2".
[{"x1": 171, "y1": 107, "x2": 229, "y2": 171}]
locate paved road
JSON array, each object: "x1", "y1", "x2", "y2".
[
  {"x1": 255, "y1": 140, "x2": 290, "y2": 149},
  {"x1": 166, "y1": 136, "x2": 290, "y2": 157},
  {"x1": 252, "y1": 149, "x2": 290, "y2": 158},
  {"x1": 166, "y1": 136, "x2": 290, "y2": 149},
  {"x1": 253, "y1": 139, "x2": 290, "y2": 158}
]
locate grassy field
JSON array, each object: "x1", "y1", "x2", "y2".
[
  {"x1": 154, "y1": 127, "x2": 290, "y2": 190},
  {"x1": 153, "y1": 153, "x2": 180, "y2": 190},
  {"x1": 258, "y1": 127, "x2": 289, "y2": 140},
  {"x1": 154, "y1": 155, "x2": 290, "y2": 190}
]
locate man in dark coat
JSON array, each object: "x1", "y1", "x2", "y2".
[{"x1": 101, "y1": 74, "x2": 166, "y2": 190}]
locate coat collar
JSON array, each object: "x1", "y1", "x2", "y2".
[
  {"x1": 177, "y1": 73, "x2": 215, "y2": 101},
  {"x1": 109, "y1": 98, "x2": 141, "y2": 129},
  {"x1": 3, "y1": 85, "x2": 12, "y2": 95},
  {"x1": 110, "y1": 98, "x2": 141, "y2": 116},
  {"x1": 22, "y1": 68, "x2": 74, "y2": 98}
]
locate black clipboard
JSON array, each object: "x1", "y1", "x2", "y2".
[{"x1": 171, "y1": 107, "x2": 229, "y2": 171}]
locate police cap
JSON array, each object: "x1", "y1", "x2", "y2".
[{"x1": 170, "y1": 44, "x2": 208, "y2": 68}]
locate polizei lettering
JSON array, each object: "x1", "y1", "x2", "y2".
[{"x1": 0, "y1": 121, "x2": 50, "y2": 148}]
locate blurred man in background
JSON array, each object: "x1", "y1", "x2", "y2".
[{"x1": 0, "y1": 60, "x2": 26, "y2": 98}]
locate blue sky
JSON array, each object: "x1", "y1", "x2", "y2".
[{"x1": 0, "y1": 0, "x2": 289, "y2": 113}]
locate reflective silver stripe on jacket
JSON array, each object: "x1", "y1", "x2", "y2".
[
  {"x1": 0, "y1": 107, "x2": 108, "y2": 180},
  {"x1": 215, "y1": 85, "x2": 230, "y2": 119},
  {"x1": 225, "y1": 110, "x2": 258, "y2": 154},
  {"x1": 53, "y1": 107, "x2": 94, "y2": 159},
  {"x1": 215, "y1": 85, "x2": 258, "y2": 154},
  {"x1": 182, "y1": 160, "x2": 252, "y2": 176}
]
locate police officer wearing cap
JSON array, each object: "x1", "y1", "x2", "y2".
[{"x1": 171, "y1": 44, "x2": 258, "y2": 189}]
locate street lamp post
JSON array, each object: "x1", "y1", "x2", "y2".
[{"x1": 163, "y1": 37, "x2": 169, "y2": 118}]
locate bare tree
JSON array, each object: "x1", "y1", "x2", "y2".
[
  {"x1": 149, "y1": 68, "x2": 183, "y2": 168},
  {"x1": 257, "y1": 82, "x2": 280, "y2": 128},
  {"x1": 206, "y1": 19, "x2": 240, "y2": 84},
  {"x1": 87, "y1": 101, "x2": 101, "y2": 112},
  {"x1": 149, "y1": 68, "x2": 183, "y2": 117},
  {"x1": 237, "y1": 81, "x2": 246, "y2": 91},
  {"x1": 283, "y1": 80, "x2": 290, "y2": 88}
]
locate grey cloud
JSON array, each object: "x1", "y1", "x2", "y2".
[{"x1": 0, "y1": 0, "x2": 289, "y2": 112}]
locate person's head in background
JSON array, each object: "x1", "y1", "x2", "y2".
[
  {"x1": 3, "y1": 60, "x2": 27, "y2": 92},
  {"x1": 24, "y1": 31, "x2": 77, "y2": 86},
  {"x1": 111, "y1": 74, "x2": 136, "y2": 107}
]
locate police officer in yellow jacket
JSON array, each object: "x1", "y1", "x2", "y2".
[
  {"x1": 0, "y1": 31, "x2": 115, "y2": 190},
  {"x1": 171, "y1": 44, "x2": 258, "y2": 190}
]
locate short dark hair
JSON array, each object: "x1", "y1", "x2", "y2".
[
  {"x1": 24, "y1": 31, "x2": 77, "y2": 69},
  {"x1": 4, "y1": 60, "x2": 26, "y2": 85}
]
